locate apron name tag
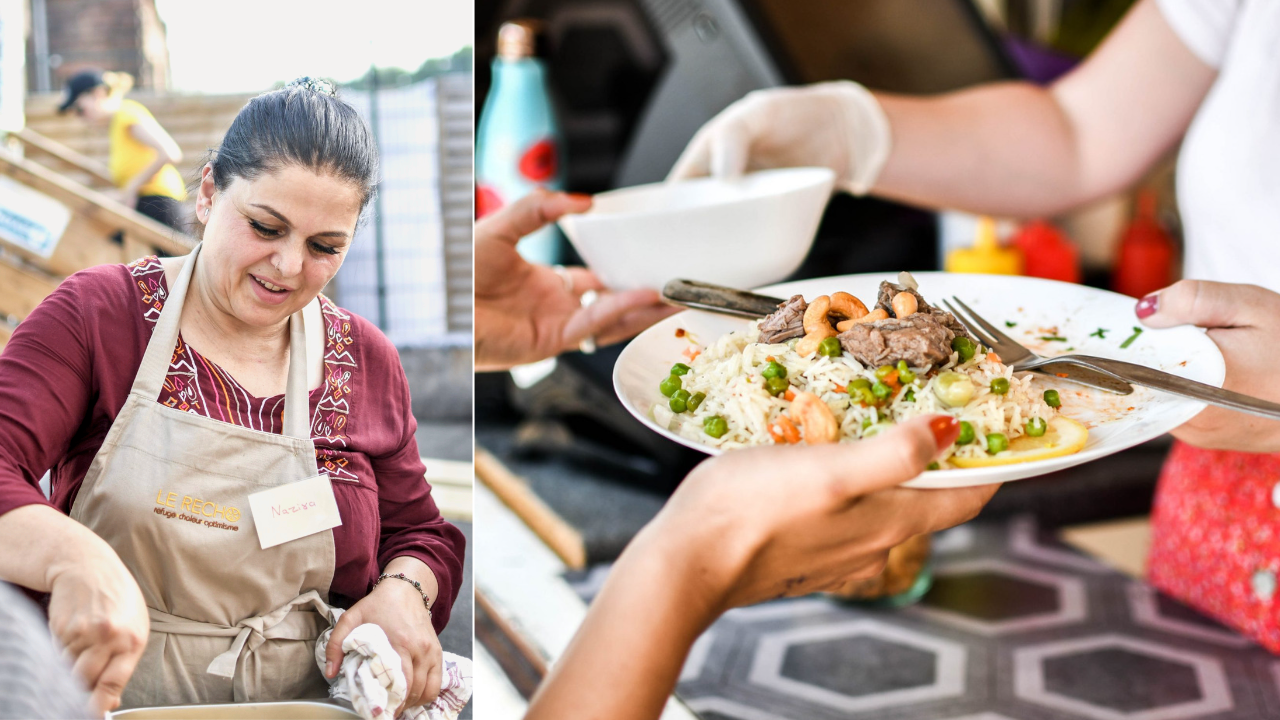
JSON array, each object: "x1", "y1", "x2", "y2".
[{"x1": 247, "y1": 474, "x2": 342, "y2": 549}]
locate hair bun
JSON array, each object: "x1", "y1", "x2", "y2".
[{"x1": 286, "y1": 76, "x2": 337, "y2": 97}]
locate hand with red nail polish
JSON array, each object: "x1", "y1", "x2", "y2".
[{"x1": 1136, "y1": 280, "x2": 1280, "y2": 451}]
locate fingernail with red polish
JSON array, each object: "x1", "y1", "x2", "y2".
[
  {"x1": 566, "y1": 192, "x2": 593, "y2": 202},
  {"x1": 1135, "y1": 293, "x2": 1159, "y2": 319},
  {"x1": 929, "y1": 416, "x2": 960, "y2": 450}
]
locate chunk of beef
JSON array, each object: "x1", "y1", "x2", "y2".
[
  {"x1": 758, "y1": 294, "x2": 807, "y2": 344},
  {"x1": 838, "y1": 313, "x2": 957, "y2": 368},
  {"x1": 875, "y1": 280, "x2": 973, "y2": 341}
]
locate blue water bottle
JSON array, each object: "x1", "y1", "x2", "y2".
[{"x1": 476, "y1": 20, "x2": 565, "y2": 265}]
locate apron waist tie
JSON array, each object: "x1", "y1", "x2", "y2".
[{"x1": 148, "y1": 590, "x2": 337, "y2": 679}]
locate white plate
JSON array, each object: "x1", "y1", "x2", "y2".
[{"x1": 613, "y1": 272, "x2": 1225, "y2": 488}]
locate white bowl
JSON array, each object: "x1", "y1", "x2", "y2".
[{"x1": 557, "y1": 167, "x2": 835, "y2": 291}]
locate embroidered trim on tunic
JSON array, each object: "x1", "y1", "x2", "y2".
[{"x1": 126, "y1": 256, "x2": 358, "y2": 474}]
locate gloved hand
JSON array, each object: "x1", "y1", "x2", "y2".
[{"x1": 667, "y1": 81, "x2": 892, "y2": 195}]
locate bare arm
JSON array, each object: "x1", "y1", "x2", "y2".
[
  {"x1": 0, "y1": 505, "x2": 149, "y2": 714},
  {"x1": 873, "y1": 0, "x2": 1216, "y2": 217},
  {"x1": 525, "y1": 418, "x2": 996, "y2": 720}
]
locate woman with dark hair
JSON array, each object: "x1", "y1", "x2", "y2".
[
  {"x1": 59, "y1": 69, "x2": 188, "y2": 230},
  {"x1": 0, "y1": 78, "x2": 464, "y2": 713}
]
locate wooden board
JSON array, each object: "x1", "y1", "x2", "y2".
[
  {"x1": 475, "y1": 447, "x2": 586, "y2": 570},
  {"x1": 0, "y1": 148, "x2": 195, "y2": 275}
]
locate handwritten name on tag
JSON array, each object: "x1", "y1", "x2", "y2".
[{"x1": 247, "y1": 474, "x2": 342, "y2": 549}]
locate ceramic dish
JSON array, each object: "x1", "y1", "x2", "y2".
[{"x1": 614, "y1": 272, "x2": 1225, "y2": 488}]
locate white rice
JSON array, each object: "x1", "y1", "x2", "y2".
[{"x1": 654, "y1": 321, "x2": 1059, "y2": 465}]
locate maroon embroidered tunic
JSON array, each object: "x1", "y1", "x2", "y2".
[{"x1": 0, "y1": 258, "x2": 464, "y2": 631}]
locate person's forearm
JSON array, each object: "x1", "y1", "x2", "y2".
[
  {"x1": 526, "y1": 525, "x2": 722, "y2": 720},
  {"x1": 873, "y1": 83, "x2": 1092, "y2": 217},
  {"x1": 0, "y1": 504, "x2": 120, "y2": 591}
]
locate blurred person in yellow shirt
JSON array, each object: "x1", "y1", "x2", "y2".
[{"x1": 59, "y1": 70, "x2": 187, "y2": 231}]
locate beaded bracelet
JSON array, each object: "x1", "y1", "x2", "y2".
[{"x1": 374, "y1": 572, "x2": 433, "y2": 617}]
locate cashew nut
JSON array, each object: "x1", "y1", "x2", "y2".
[
  {"x1": 829, "y1": 292, "x2": 869, "y2": 321},
  {"x1": 892, "y1": 291, "x2": 919, "y2": 318},
  {"x1": 796, "y1": 325, "x2": 837, "y2": 356},
  {"x1": 790, "y1": 391, "x2": 838, "y2": 444},
  {"x1": 835, "y1": 308, "x2": 889, "y2": 332},
  {"x1": 803, "y1": 295, "x2": 832, "y2": 335}
]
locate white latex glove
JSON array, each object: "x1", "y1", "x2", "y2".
[{"x1": 667, "y1": 80, "x2": 892, "y2": 195}]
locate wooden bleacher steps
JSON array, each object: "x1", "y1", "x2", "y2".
[{"x1": 0, "y1": 128, "x2": 199, "y2": 353}]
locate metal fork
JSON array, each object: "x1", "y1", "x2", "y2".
[{"x1": 944, "y1": 296, "x2": 1280, "y2": 421}]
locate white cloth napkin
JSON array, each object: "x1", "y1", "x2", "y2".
[{"x1": 315, "y1": 610, "x2": 473, "y2": 720}]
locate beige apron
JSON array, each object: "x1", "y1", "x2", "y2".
[{"x1": 69, "y1": 244, "x2": 337, "y2": 708}]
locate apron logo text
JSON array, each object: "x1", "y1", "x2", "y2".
[{"x1": 155, "y1": 490, "x2": 242, "y2": 524}]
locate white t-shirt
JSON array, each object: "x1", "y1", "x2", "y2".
[{"x1": 1156, "y1": 0, "x2": 1280, "y2": 292}]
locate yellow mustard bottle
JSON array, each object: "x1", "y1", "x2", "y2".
[{"x1": 945, "y1": 216, "x2": 1023, "y2": 275}]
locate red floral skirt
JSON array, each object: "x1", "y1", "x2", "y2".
[{"x1": 1148, "y1": 441, "x2": 1280, "y2": 651}]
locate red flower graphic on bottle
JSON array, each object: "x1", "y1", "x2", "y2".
[
  {"x1": 518, "y1": 138, "x2": 558, "y2": 182},
  {"x1": 476, "y1": 184, "x2": 504, "y2": 219}
]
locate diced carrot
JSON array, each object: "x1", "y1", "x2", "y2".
[
  {"x1": 987, "y1": 352, "x2": 1001, "y2": 363},
  {"x1": 765, "y1": 356, "x2": 775, "y2": 362},
  {"x1": 682, "y1": 346, "x2": 702, "y2": 361},
  {"x1": 884, "y1": 369, "x2": 899, "y2": 385},
  {"x1": 834, "y1": 383, "x2": 847, "y2": 394},
  {"x1": 784, "y1": 388, "x2": 796, "y2": 402},
  {"x1": 777, "y1": 415, "x2": 801, "y2": 444},
  {"x1": 1056, "y1": 372, "x2": 1069, "y2": 378},
  {"x1": 768, "y1": 424, "x2": 785, "y2": 443}
]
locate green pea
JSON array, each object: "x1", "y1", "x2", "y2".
[
  {"x1": 765, "y1": 376, "x2": 790, "y2": 397},
  {"x1": 875, "y1": 365, "x2": 896, "y2": 381},
  {"x1": 659, "y1": 375, "x2": 681, "y2": 397},
  {"x1": 952, "y1": 336, "x2": 977, "y2": 363},
  {"x1": 1026, "y1": 416, "x2": 1047, "y2": 437},
  {"x1": 847, "y1": 378, "x2": 875, "y2": 405},
  {"x1": 903, "y1": 388, "x2": 916, "y2": 402},
  {"x1": 761, "y1": 360, "x2": 787, "y2": 380},
  {"x1": 703, "y1": 415, "x2": 728, "y2": 438},
  {"x1": 956, "y1": 421, "x2": 975, "y2": 445},
  {"x1": 861, "y1": 415, "x2": 874, "y2": 430},
  {"x1": 1044, "y1": 389, "x2": 1061, "y2": 408},
  {"x1": 927, "y1": 462, "x2": 941, "y2": 471},
  {"x1": 896, "y1": 360, "x2": 916, "y2": 384},
  {"x1": 986, "y1": 433, "x2": 1009, "y2": 454},
  {"x1": 670, "y1": 389, "x2": 691, "y2": 413},
  {"x1": 818, "y1": 336, "x2": 843, "y2": 358},
  {"x1": 671, "y1": 363, "x2": 691, "y2": 376},
  {"x1": 990, "y1": 377, "x2": 1010, "y2": 395},
  {"x1": 871, "y1": 381, "x2": 893, "y2": 401},
  {"x1": 688, "y1": 392, "x2": 706, "y2": 411}
]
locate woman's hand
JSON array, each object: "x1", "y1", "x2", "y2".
[
  {"x1": 528, "y1": 415, "x2": 999, "y2": 720},
  {"x1": 1137, "y1": 279, "x2": 1280, "y2": 452},
  {"x1": 325, "y1": 562, "x2": 441, "y2": 714},
  {"x1": 667, "y1": 81, "x2": 891, "y2": 194},
  {"x1": 475, "y1": 190, "x2": 678, "y2": 371},
  {"x1": 45, "y1": 535, "x2": 149, "y2": 715}
]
